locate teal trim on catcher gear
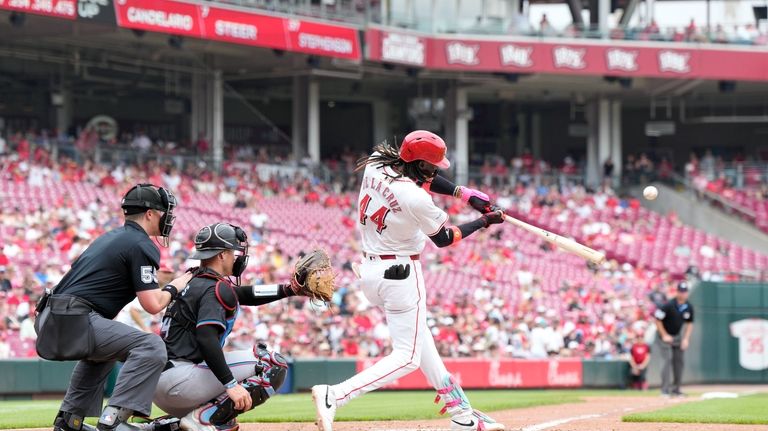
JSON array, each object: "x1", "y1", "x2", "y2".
[
  {"x1": 434, "y1": 375, "x2": 471, "y2": 415},
  {"x1": 195, "y1": 345, "x2": 288, "y2": 426}
]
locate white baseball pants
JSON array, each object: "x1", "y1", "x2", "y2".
[{"x1": 331, "y1": 256, "x2": 449, "y2": 407}]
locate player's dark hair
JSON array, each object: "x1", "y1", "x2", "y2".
[
  {"x1": 355, "y1": 141, "x2": 402, "y2": 172},
  {"x1": 355, "y1": 141, "x2": 433, "y2": 182}
]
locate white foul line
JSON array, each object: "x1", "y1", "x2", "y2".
[{"x1": 520, "y1": 413, "x2": 604, "y2": 431}]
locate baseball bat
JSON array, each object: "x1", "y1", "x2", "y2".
[{"x1": 503, "y1": 215, "x2": 606, "y2": 265}]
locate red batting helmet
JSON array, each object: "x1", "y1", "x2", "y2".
[{"x1": 399, "y1": 130, "x2": 450, "y2": 169}]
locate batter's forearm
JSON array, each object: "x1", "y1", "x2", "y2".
[
  {"x1": 428, "y1": 217, "x2": 490, "y2": 248},
  {"x1": 422, "y1": 175, "x2": 459, "y2": 197},
  {"x1": 236, "y1": 284, "x2": 295, "y2": 306}
]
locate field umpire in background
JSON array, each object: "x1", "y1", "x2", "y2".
[
  {"x1": 654, "y1": 281, "x2": 694, "y2": 397},
  {"x1": 35, "y1": 184, "x2": 194, "y2": 431}
]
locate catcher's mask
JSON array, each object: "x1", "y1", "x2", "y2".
[
  {"x1": 121, "y1": 183, "x2": 177, "y2": 247},
  {"x1": 191, "y1": 223, "x2": 249, "y2": 282}
]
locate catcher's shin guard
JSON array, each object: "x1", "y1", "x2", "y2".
[{"x1": 200, "y1": 345, "x2": 288, "y2": 426}]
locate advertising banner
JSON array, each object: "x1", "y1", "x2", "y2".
[
  {"x1": 356, "y1": 358, "x2": 583, "y2": 389},
  {"x1": 0, "y1": 0, "x2": 76, "y2": 19},
  {"x1": 111, "y1": 0, "x2": 360, "y2": 60},
  {"x1": 367, "y1": 28, "x2": 768, "y2": 81}
]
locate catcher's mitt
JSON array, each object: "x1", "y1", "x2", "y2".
[{"x1": 290, "y1": 249, "x2": 336, "y2": 302}]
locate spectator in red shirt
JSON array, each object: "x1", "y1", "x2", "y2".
[
  {"x1": 195, "y1": 132, "x2": 210, "y2": 155},
  {"x1": 629, "y1": 332, "x2": 651, "y2": 390}
]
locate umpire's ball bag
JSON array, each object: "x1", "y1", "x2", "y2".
[{"x1": 35, "y1": 294, "x2": 96, "y2": 361}]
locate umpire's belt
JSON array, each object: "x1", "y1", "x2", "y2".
[{"x1": 363, "y1": 253, "x2": 420, "y2": 261}]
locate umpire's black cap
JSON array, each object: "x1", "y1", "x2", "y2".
[
  {"x1": 190, "y1": 223, "x2": 248, "y2": 260},
  {"x1": 677, "y1": 281, "x2": 690, "y2": 292}
]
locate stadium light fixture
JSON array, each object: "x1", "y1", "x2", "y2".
[
  {"x1": 307, "y1": 56, "x2": 320, "y2": 68},
  {"x1": 9, "y1": 11, "x2": 25, "y2": 27},
  {"x1": 168, "y1": 35, "x2": 184, "y2": 50}
]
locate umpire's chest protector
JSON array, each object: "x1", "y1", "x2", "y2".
[{"x1": 160, "y1": 271, "x2": 239, "y2": 362}]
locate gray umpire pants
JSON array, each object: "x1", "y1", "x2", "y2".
[
  {"x1": 154, "y1": 350, "x2": 262, "y2": 418},
  {"x1": 657, "y1": 333, "x2": 684, "y2": 394},
  {"x1": 61, "y1": 312, "x2": 167, "y2": 417}
]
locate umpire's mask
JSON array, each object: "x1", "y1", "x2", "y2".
[
  {"x1": 121, "y1": 183, "x2": 177, "y2": 247},
  {"x1": 190, "y1": 223, "x2": 250, "y2": 282}
]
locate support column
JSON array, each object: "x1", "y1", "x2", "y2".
[
  {"x1": 445, "y1": 83, "x2": 469, "y2": 185},
  {"x1": 55, "y1": 87, "x2": 72, "y2": 137},
  {"x1": 292, "y1": 76, "x2": 307, "y2": 160},
  {"x1": 190, "y1": 72, "x2": 204, "y2": 146},
  {"x1": 610, "y1": 100, "x2": 622, "y2": 180},
  {"x1": 307, "y1": 78, "x2": 321, "y2": 163},
  {"x1": 515, "y1": 110, "x2": 527, "y2": 155},
  {"x1": 372, "y1": 100, "x2": 390, "y2": 144},
  {"x1": 597, "y1": 98, "x2": 611, "y2": 172},
  {"x1": 598, "y1": 0, "x2": 610, "y2": 35},
  {"x1": 212, "y1": 70, "x2": 224, "y2": 171},
  {"x1": 586, "y1": 98, "x2": 611, "y2": 187},
  {"x1": 647, "y1": 0, "x2": 655, "y2": 22},
  {"x1": 455, "y1": 86, "x2": 469, "y2": 185},
  {"x1": 531, "y1": 110, "x2": 541, "y2": 160}
]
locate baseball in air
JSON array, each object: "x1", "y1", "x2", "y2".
[{"x1": 643, "y1": 186, "x2": 659, "y2": 200}]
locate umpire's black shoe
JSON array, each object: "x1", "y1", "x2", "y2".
[
  {"x1": 53, "y1": 411, "x2": 98, "y2": 431},
  {"x1": 96, "y1": 406, "x2": 142, "y2": 431}
]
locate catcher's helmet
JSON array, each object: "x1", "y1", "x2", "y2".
[
  {"x1": 190, "y1": 223, "x2": 249, "y2": 278},
  {"x1": 398, "y1": 130, "x2": 450, "y2": 169},
  {"x1": 190, "y1": 223, "x2": 248, "y2": 259}
]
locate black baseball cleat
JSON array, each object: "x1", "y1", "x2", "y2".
[{"x1": 53, "y1": 411, "x2": 98, "y2": 431}]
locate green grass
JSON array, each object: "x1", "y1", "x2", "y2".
[
  {"x1": 623, "y1": 393, "x2": 768, "y2": 425},
  {"x1": 0, "y1": 389, "x2": 634, "y2": 429}
]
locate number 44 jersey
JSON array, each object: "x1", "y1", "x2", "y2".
[{"x1": 358, "y1": 158, "x2": 449, "y2": 256}]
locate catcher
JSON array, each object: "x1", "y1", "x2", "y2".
[{"x1": 151, "y1": 222, "x2": 334, "y2": 431}]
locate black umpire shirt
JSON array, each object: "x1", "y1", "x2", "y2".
[
  {"x1": 54, "y1": 220, "x2": 160, "y2": 319},
  {"x1": 654, "y1": 299, "x2": 694, "y2": 336}
]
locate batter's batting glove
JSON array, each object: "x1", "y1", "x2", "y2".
[
  {"x1": 481, "y1": 209, "x2": 506, "y2": 227},
  {"x1": 384, "y1": 264, "x2": 411, "y2": 280},
  {"x1": 458, "y1": 186, "x2": 492, "y2": 214}
]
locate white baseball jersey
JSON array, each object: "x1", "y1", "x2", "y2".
[
  {"x1": 358, "y1": 159, "x2": 448, "y2": 256},
  {"x1": 730, "y1": 319, "x2": 768, "y2": 371}
]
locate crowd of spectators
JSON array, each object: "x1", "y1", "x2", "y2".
[
  {"x1": 2, "y1": 132, "x2": 763, "y2": 365},
  {"x1": 533, "y1": 15, "x2": 768, "y2": 45}
]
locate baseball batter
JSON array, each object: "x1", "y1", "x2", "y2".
[{"x1": 312, "y1": 131, "x2": 506, "y2": 431}]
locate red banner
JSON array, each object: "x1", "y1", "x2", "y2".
[
  {"x1": 368, "y1": 27, "x2": 768, "y2": 81},
  {"x1": 114, "y1": 0, "x2": 201, "y2": 37},
  {"x1": 200, "y1": 5, "x2": 286, "y2": 49},
  {"x1": 0, "y1": 0, "x2": 76, "y2": 19},
  {"x1": 111, "y1": 0, "x2": 360, "y2": 60},
  {"x1": 356, "y1": 358, "x2": 583, "y2": 389},
  {"x1": 285, "y1": 18, "x2": 360, "y2": 60}
]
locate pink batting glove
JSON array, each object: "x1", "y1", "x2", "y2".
[{"x1": 458, "y1": 186, "x2": 489, "y2": 203}]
